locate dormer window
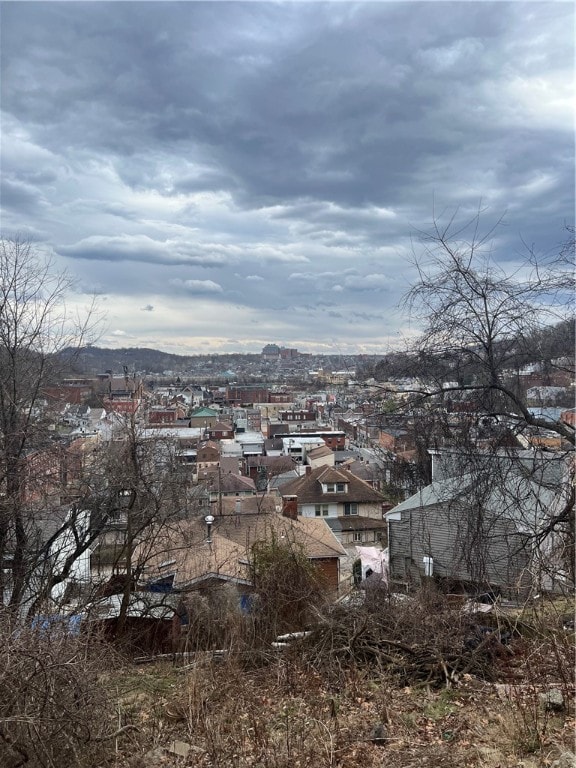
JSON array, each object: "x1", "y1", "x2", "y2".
[{"x1": 325, "y1": 482, "x2": 347, "y2": 493}]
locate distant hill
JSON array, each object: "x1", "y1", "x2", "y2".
[
  {"x1": 373, "y1": 317, "x2": 575, "y2": 384},
  {"x1": 58, "y1": 346, "x2": 253, "y2": 375}
]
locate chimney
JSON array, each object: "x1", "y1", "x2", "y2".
[
  {"x1": 282, "y1": 495, "x2": 298, "y2": 520},
  {"x1": 381, "y1": 502, "x2": 394, "y2": 518}
]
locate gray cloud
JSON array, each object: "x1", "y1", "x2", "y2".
[
  {"x1": 1, "y1": 177, "x2": 46, "y2": 214},
  {"x1": 342, "y1": 274, "x2": 393, "y2": 292},
  {"x1": 168, "y1": 278, "x2": 223, "y2": 294},
  {"x1": 1, "y1": 1, "x2": 573, "y2": 353},
  {"x1": 58, "y1": 235, "x2": 230, "y2": 268}
]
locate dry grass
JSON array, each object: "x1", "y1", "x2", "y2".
[
  {"x1": 111, "y1": 654, "x2": 574, "y2": 768},
  {"x1": 110, "y1": 594, "x2": 575, "y2": 768}
]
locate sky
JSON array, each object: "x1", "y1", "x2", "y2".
[{"x1": 1, "y1": 1, "x2": 574, "y2": 356}]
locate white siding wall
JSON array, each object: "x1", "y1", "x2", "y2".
[{"x1": 299, "y1": 502, "x2": 339, "y2": 518}]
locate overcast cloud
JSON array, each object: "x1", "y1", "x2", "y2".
[{"x1": 1, "y1": 1, "x2": 573, "y2": 355}]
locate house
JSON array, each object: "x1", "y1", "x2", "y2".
[
  {"x1": 176, "y1": 385, "x2": 205, "y2": 409},
  {"x1": 44, "y1": 379, "x2": 95, "y2": 406},
  {"x1": 62, "y1": 404, "x2": 91, "y2": 428},
  {"x1": 270, "y1": 428, "x2": 346, "y2": 452},
  {"x1": 206, "y1": 421, "x2": 234, "y2": 440},
  {"x1": 377, "y1": 427, "x2": 414, "y2": 454},
  {"x1": 245, "y1": 455, "x2": 295, "y2": 491},
  {"x1": 189, "y1": 407, "x2": 220, "y2": 429},
  {"x1": 262, "y1": 437, "x2": 284, "y2": 456},
  {"x1": 201, "y1": 471, "x2": 257, "y2": 499},
  {"x1": 278, "y1": 466, "x2": 388, "y2": 577},
  {"x1": 196, "y1": 440, "x2": 221, "y2": 470},
  {"x1": 279, "y1": 409, "x2": 317, "y2": 424},
  {"x1": 225, "y1": 385, "x2": 269, "y2": 405},
  {"x1": 147, "y1": 407, "x2": 186, "y2": 425},
  {"x1": 281, "y1": 436, "x2": 326, "y2": 464},
  {"x1": 340, "y1": 458, "x2": 383, "y2": 491},
  {"x1": 306, "y1": 444, "x2": 335, "y2": 470},
  {"x1": 385, "y1": 466, "x2": 560, "y2": 597},
  {"x1": 140, "y1": 512, "x2": 346, "y2": 594},
  {"x1": 279, "y1": 466, "x2": 386, "y2": 520},
  {"x1": 328, "y1": 515, "x2": 388, "y2": 547},
  {"x1": 102, "y1": 373, "x2": 145, "y2": 415},
  {"x1": 234, "y1": 431, "x2": 265, "y2": 458},
  {"x1": 337, "y1": 413, "x2": 363, "y2": 442}
]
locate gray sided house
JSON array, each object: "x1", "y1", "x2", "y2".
[{"x1": 385, "y1": 471, "x2": 557, "y2": 597}]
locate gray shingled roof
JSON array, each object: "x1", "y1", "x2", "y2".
[
  {"x1": 328, "y1": 516, "x2": 388, "y2": 532},
  {"x1": 387, "y1": 472, "x2": 557, "y2": 531},
  {"x1": 279, "y1": 465, "x2": 385, "y2": 504}
]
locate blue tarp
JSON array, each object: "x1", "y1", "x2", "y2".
[{"x1": 30, "y1": 614, "x2": 82, "y2": 636}]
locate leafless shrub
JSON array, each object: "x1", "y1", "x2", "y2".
[
  {"x1": 498, "y1": 596, "x2": 575, "y2": 755},
  {"x1": 248, "y1": 534, "x2": 327, "y2": 644},
  {"x1": 302, "y1": 588, "x2": 514, "y2": 688},
  {"x1": 0, "y1": 614, "x2": 117, "y2": 768},
  {"x1": 180, "y1": 582, "x2": 250, "y2": 653}
]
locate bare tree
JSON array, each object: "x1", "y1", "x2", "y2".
[
  {"x1": 0, "y1": 237, "x2": 105, "y2": 613},
  {"x1": 403, "y1": 211, "x2": 575, "y2": 444},
  {"x1": 92, "y1": 414, "x2": 195, "y2": 633},
  {"x1": 393, "y1": 211, "x2": 575, "y2": 592}
]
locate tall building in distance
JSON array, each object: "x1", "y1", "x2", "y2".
[{"x1": 261, "y1": 344, "x2": 298, "y2": 360}]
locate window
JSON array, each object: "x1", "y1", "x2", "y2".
[
  {"x1": 325, "y1": 482, "x2": 346, "y2": 493},
  {"x1": 314, "y1": 504, "x2": 330, "y2": 517},
  {"x1": 353, "y1": 531, "x2": 363, "y2": 543},
  {"x1": 344, "y1": 503, "x2": 358, "y2": 516}
]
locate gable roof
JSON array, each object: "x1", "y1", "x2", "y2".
[
  {"x1": 387, "y1": 472, "x2": 556, "y2": 532},
  {"x1": 214, "y1": 513, "x2": 347, "y2": 559},
  {"x1": 169, "y1": 534, "x2": 251, "y2": 589},
  {"x1": 219, "y1": 474, "x2": 256, "y2": 494},
  {"x1": 328, "y1": 516, "x2": 388, "y2": 533},
  {"x1": 200, "y1": 472, "x2": 256, "y2": 494},
  {"x1": 279, "y1": 465, "x2": 384, "y2": 505},
  {"x1": 340, "y1": 459, "x2": 379, "y2": 482},
  {"x1": 307, "y1": 445, "x2": 333, "y2": 459},
  {"x1": 211, "y1": 495, "x2": 282, "y2": 516},
  {"x1": 198, "y1": 440, "x2": 220, "y2": 453},
  {"x1": 210, "y1": 421, "x2": 234, "y2": 432},
  {"x1": 191, "y1": 407, "x2": 219, "y2": 418},
  {"x1": 219, "y1": 456, "x2": 241, "y2": 475}
]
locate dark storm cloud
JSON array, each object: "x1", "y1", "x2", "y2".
[
  {"x1": 1, "y1": 2, "x2": 573, "y2": 352},
  {"x1": 58, "y1": 235, "x2": 232, "y2": 268}
]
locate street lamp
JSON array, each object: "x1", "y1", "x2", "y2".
[{"x1": 204, "y1": 514, "x2": 215, "y2": 543}]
